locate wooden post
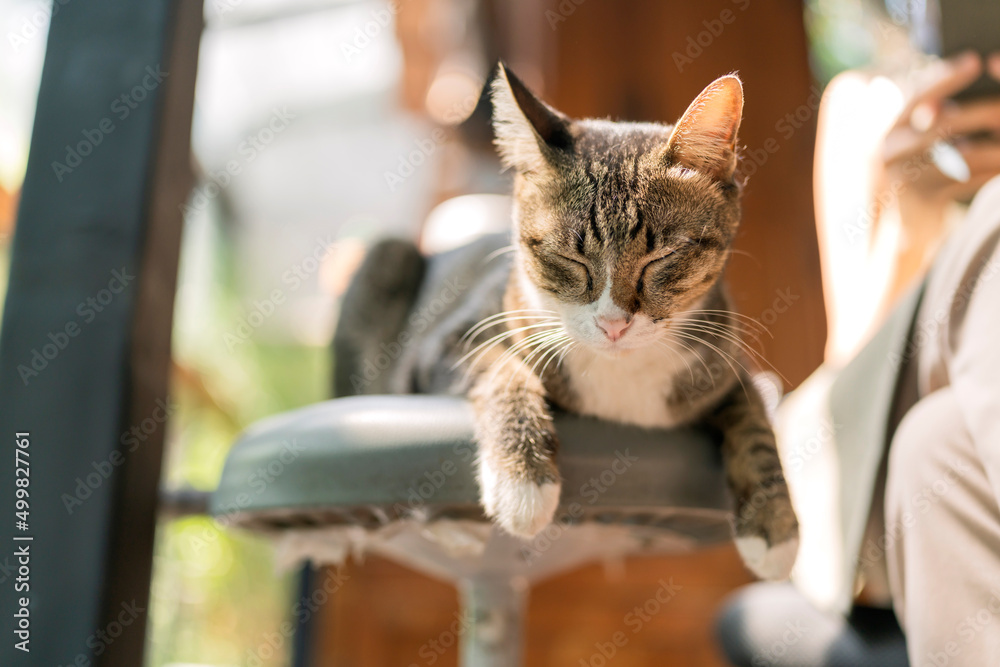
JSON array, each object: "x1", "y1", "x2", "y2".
[{"x1": 0, "y1": 0, "x2": 202, "y2": 664}]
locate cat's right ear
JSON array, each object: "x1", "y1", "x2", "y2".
[
  {"x1": 491, "y1": 63, "x2": 574, "y2": 172},
  {"x1": 665, "y1": 74, "x2": 744, "y2": 181}
]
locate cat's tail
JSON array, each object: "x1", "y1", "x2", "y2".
[{"x1": 332, "y1": 238, "x2": 425, "y2": 397}]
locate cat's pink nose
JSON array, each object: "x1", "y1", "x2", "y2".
[{"x1": 596, "y1": 317, "x2": 631, "y2": 342}]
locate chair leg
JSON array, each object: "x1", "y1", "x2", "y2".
[
  {"x1": 292, "y1": 564, "x2": 316, "y2": 667},
  {"x1": 459, "y1": 575, "x2": 529, "y2": 666}
]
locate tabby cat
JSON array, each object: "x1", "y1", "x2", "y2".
[{"x1": 337, "y1": 65, "x2": 799, "y2": 580}]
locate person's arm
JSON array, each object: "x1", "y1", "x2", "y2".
[
  {"x1": 872, "y1": 53, "x2": 1000, "y2": 308},
  {"x1": 813, "y1": 68, "x2": 903, "y2": 364},
  {"x1": 814, "y1": 52, "x2": 1000, "y2": 364}
]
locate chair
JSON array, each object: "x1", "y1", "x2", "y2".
[
  {"x1": 211, "y1": 233, "x2": 738, "y2": 665},
  {"x1": 211, "y1": 394, "x2": 733, "y2": 665}
]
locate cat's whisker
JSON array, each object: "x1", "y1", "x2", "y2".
[
  {"x1": 668, "y1": 328, "x2": 748, "y2": 374},
  {"x1": 466, "y1": 307, "x2": 557, "y2": 325},
  {"x1": 465, "y1": 310, "x2": 557, "y2": 330},
  {"x1": 488, "y1": 328, "x2": 564, "y2": 377},
  {"x1": 540, "y1": 338, "x2": 575, "y2": 378},
  {"x1": 529, "y1": 332, "x2": 572, "y2": 379},
  {"x1": 683, "y1": 309, "x2": 772, "y2": 338},
  {"x1": 669, "y1": 335, "x2": 729, "y2": 392},
  {"x1": 495, "y1": 330, "x2": 568, "y2": 391},
  {"x1": 725, "y1": 247, "x2": 761, "y2": 266},
  {"x1": 675, "y1": 327, "x2": 769, "y2": 377},
  {"x1": 671, "y1": 321, "x2": 764, "y2": 361},
  {"x1": 510, "y1": 329, "x2": 568, "y2": 375},
  {"x1": 676, "y1": 323, "x2": 760, "y2": 347},
  {"x1": 455, "y1": 321, "x2": 561, "y2": 369},
  {"x1": 671, "y1": 321, "x2": 790, "y2": 387},
  {"x1": 482, "y1": 245, "x2": 517, "y2": 264},
  {"x1": 675, "y1": 338, "x2": 718, "y2": 392},
  {"x1": 670, "y1": 315, "x2": 760, "y2": 349},
  {"x1": 519, "y1": 332, "x2": 559, "y2": 369},
  {"x1": 662, "y1": 335, "x2": 721, "y2": 390},
  {"x1": 654, "y1": 339, "x2": 700, "y2": 386},
  {"x1": 667, "y1": 329, "x2": 753, "y2": 399},
  {"x1": 461, "y1": 317, "x2": 561, "y2": 352},
  {"x1": 459, "y1": 326, "x2": 547, "y2": 374},
  {"x1": 507, "y1": 336, "x2": 565, "y2": 391},
  {"x1": 465, "y1": 327, "x2": 560, "y2": 387},
  {"x1": 654, "y1": 341, "x2": 695, "y2": 385},
  {"x1": 682, "y1": 318, "x2": 767, "y2": 348},
  {"x1": 661, "y1": 316, "x2": 766, "y2": 355},
  {"x1": 555, "y1": 341, "x2": 576, "y2": 370},
  {"x1": 468, "y1": 332, "x2": 559, "y2": 388},
  {"x1": 460, "y1": 331, "x2": 549, "y2": 385},
  {"x1": 680, "y1": 308, "x2": 769, "y2": 332},
  {"x1": 461, "y1": 309, "x2": 559, "y2": 345}
]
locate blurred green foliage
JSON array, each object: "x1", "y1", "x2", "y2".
[
  {"x1": 806, "y1": 0, "x2": 880, "y2": 84},
  {"x1": 146, "y1": 200, "x2": 332, "y2": 667}
]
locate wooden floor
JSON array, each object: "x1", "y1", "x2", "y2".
[{"x1": 312, "y1": 542, "x2": 752, "y2": 666}]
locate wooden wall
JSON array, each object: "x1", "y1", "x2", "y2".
[
  {"x1": 540, "y1": 0, "x2": 826, "y2": 389},
  {"x1": 313, "y1": 544, "x2": 752, "y2": 666}
]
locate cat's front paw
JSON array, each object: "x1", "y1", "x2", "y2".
[
  {"x1": 478, "y1": 459, "x2": 560, "y2": 538},
  {"x1": 733, "y1": 493, "x2": 799, "y2": 581},
  {"x1": 734, "y1": 534, "x2": 799, "y2": 581}
]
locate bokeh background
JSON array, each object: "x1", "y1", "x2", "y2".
[{"x1": 0, "y1": 0, "x2": 922, "y2": 665}]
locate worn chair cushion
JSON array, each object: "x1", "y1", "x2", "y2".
[{"x1": 211, "y1": 394, "x2": 732, "y2": 544}]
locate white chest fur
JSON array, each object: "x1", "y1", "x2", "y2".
[{"x1": 561, "y1": 344, "x2": 693, "y2": 429}]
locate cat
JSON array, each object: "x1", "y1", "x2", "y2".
[{"x1": 335, "y1": 65, "x2": 799, "y2": 580}]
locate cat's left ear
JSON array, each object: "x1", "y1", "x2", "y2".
[
  {"x1": 665, "y1": 74, "x2": 743, "y2": 181},
  {"x1": 491, "y1": 63, "x2": 574, "y2": 172}
]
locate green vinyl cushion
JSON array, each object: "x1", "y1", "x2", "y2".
[{"x1": 211, "y1": 395, "x2": 732, "y2": 543}]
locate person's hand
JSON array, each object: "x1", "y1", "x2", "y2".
[
  {"x1": 863, "y1": 52, "x2": 1000, "y2": 322},
  {"x1": 876, "y1": 51, "x2": 1000, "y2": 215}
]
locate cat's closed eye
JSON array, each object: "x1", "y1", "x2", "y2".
[
  {"x1": 636, "y1": 236, "x2": 699, "y2": 294},
  {"x1": 643, "y1": 249, "x2": 679, "y2": 272},
  {"x1": 637, "y1": 245, "x2": 687, "y2": 293},
  {"x1": 538, "y1": 252, "x2": 592, "y2": 296},
  {"x1": 555, "y1": 252, "x2": 591, "y2": 272}
]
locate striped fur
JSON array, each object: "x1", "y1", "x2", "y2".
[{"x1": 390, "y1": 66, "x2": 797, "y2": 579}]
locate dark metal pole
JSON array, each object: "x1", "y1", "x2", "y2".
[{"x1": 0, "y1": 0, "x2": 202, "y2": 664}]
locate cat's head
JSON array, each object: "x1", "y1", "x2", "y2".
[{"x1": 492, "y1": 64, "x2": 744, "y2": 355}]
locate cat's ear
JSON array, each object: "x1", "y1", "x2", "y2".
[
  {"x1": 491, "y1": 63, "x2": 574, "y2": 172},
  {"x1": 665, "y1": 74, "x2": 743, "y2": 181}
]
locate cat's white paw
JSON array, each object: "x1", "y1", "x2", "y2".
[
  {"x1": 479, "y1": 461, "x2": 560, "y2": 538},
  {"x1": 735, "y1": 535, "x2": 799, "y2": 581}
]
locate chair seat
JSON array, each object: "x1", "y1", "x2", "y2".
[{"x1": 211, "y1": 394, "x2": 732, "y2": 543}]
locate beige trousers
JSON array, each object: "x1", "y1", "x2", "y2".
[
  {"x1": 881, "y1": 176, "x2": 1000, "y2": 665},
  {"x1": 885, "y1": 388, "x2": 1000, "y2": 665},
  {"x1": 780, "y1": 175, "x2": 1000, "y2": 663}
]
